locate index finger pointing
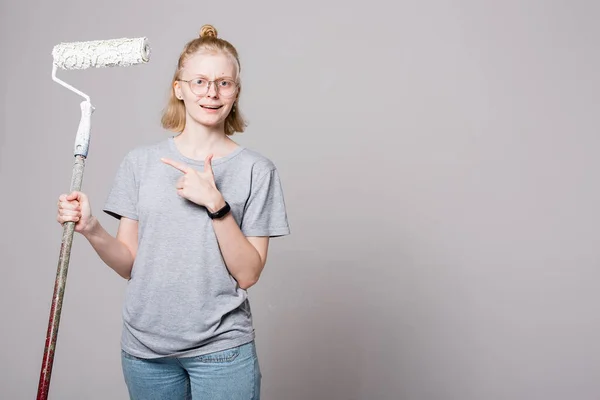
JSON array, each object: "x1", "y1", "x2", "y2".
[{"x1": 161, "y1": 157, "x2": 190, "y2": 173}]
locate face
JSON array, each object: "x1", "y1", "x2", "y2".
[{"x1": 174, "y1": 52, "x2": 239, "y2": 129}]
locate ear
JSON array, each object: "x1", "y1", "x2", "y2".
[{"x1": 173, "y1": 81, "x2": 183, "y2": 100}]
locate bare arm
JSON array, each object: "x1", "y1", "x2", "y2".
[
  {"x1": 81, "y1": 216, "x2": 138, "y2": 280},
  {"x1": 58, "y1": 191, "x2": 138, "y2": 280},
  {"x1": 208, "y1": 199, "x2": 269, "y2": 289}
]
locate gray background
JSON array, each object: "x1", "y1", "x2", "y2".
[{"x1": 1, "y1": 0, "x2": 599, "y2": 399}]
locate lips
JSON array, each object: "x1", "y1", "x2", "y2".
[{"x1": 200, "y1": 105, "x2": 223, "y2": 110}]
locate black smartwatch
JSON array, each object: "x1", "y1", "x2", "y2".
[{"x1": 207, "y1": 201, "x2": 231, "y2": 219}]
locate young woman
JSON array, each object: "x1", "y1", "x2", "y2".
[{"x1": 56, "y1": 24, "x2": 290, "y2": 399}]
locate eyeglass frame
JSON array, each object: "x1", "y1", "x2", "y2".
[{"x1": 177, "y1": 77, "x2": 239, "y2": 98}]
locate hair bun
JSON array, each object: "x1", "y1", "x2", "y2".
[{"x1": 199, "y1": 25, "x2": 218, "y2": 38}]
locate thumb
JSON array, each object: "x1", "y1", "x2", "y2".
[
  {"x1": 67, "y1": 191, "x2": 80, "y2": 201},
  {"x1": 204, "y1": 154, "x2": 214, "y2": 175}
]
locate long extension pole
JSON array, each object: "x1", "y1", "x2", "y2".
[{"x1": 37, "y1": 155, "x2": 86, "y2": 400}]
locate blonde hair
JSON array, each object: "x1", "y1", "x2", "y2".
[{"x1": 161, "y1": 24, "x2": 247, "y2": 135}]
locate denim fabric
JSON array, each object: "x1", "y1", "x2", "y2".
[{"x1": 121, "y1": 341, "x2": 261, "y2": 400}]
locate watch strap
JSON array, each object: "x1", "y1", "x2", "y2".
[{"x1": 207, "y1": 201, "x2": 231, "y2": 219}]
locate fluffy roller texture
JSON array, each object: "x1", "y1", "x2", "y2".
[{"x1": 52, "y1": 37, "x2": 151, "y2": 70}]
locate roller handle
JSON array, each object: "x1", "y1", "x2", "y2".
[
  {"x1": 74, "y1": 101, "x2": 94, "y2": 157},
  {"x1": 36, "y1": 156, "x2": 86, "y2": 400}
]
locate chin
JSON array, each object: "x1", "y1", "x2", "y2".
[{"x1": 189, "y1": 111, "x2": 227, "y2": 128}]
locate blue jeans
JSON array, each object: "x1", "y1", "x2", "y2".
[{"x1": 121, "y1": 341, "x2": 261, "y2": 400}]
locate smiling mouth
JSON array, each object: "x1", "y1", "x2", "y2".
[{"x1": 200, "y1": 105, "x2": 223, "y2": 110}]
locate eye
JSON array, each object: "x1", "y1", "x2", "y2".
[
  {"x1": 219, "y1": 80, "x2": 233, "y2": 87},
  {"x1": 192, "y1": 78, "x2": 205, "y2": 85}
]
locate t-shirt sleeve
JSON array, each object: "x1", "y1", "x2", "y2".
[
  {"x1": 240, "y1": 167, "x2": 290, "y2": 237},
  {"x1": 103, "y1": 152, "x2": 139, "y2": 220}
]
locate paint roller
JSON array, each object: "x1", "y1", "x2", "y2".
[{"x1": 37, "y1": 37, "x2": 151, "y2": 400}]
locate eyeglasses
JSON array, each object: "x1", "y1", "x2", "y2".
[{"x1": 178, "y1": 77, "x2": 238, "y2": 98}]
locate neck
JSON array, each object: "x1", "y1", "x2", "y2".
[{"x1": 174, "y1": 119, "x2": 236, "y2": 161}]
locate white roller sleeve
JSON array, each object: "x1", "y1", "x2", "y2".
[{"x1": 52, "y1": 37, "x2": 151, "y2": 70}]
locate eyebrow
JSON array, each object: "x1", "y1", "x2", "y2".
[{"x1": 190, "y1": 74, "x2": 235, "y2": 80}]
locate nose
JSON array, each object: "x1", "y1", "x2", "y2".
[{"x1": 206, "y1": 81, "x2": 218, "y2": 98}]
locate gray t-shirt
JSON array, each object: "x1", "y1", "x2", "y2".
[{"x1": 102, "y1": 137, "x2": 290, "y2": 359}]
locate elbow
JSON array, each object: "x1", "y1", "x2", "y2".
[
  {"x1": 237, "y1": 268, "x2": 262, "y2": 290},
  {"x1": 119, "y1": 270, "x2": 132, "y2": 280},
  {"x1": 238, "y1": 276, "x2": 259, "y2": 290},
  {"x1": 235, "y1": 255, "x2": 266, "y2": 290},
  {"x1": 117, "y1": 261, "x2": 134, "y2": 281}
]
